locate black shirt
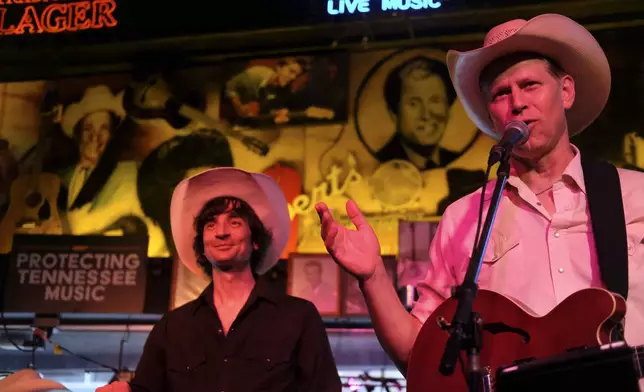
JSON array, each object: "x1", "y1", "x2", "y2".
[{"x1": 129, "y1": 277, "x2": 342, "y2": 392}]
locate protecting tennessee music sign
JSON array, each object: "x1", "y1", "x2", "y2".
[
  {"x1": 0, "y1": 0, "x2": 118, "y2": 36},
  {"x1": 4, "y1": 234, "x2": 147, "y2": 313}
]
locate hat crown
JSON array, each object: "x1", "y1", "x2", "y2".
[{"x1": 483, "y1": 19, "x2": 527, "y2": 47}]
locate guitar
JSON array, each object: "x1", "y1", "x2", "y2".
[
  {"x1": 0, "y1": 87, "x2": 63, "y2": 253},
  {"x1": 406, "y1": 288, "x2": 635, "y2": 391},
  {"x1": 224, "y1": 101, "x2": 336, "y2": 128},
  {"x1": 123, "y1": 74, "x2": 271, "y2": 156}
]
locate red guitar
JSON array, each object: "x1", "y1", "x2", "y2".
[{"x1": 406, "y1": 288, "x2": 638, "y2": 391}]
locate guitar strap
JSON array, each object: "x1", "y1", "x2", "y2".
[{"x1": 580, "y1": 154, "x2": 629, "y2": 300}]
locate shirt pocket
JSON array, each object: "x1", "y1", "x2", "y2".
[
  {"x1": 465, "y1": 233, "x2": 520, "y2": 284},
  {"x1": 242, "y1": 351, "x2": 293, "y2": 389},
  {"x1": 167, "y1": 352, "x2": 208, "y2": 390}
]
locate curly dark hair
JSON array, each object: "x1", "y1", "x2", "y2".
[{"x1": 192, "y1": 196, "x2": 273, "y2": 278}]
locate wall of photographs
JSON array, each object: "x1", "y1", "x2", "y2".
[{"x1": 0, "y1": 23, "x2": 642, "y2": 315}]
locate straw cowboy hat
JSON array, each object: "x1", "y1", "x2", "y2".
[
  {"x1": 0, "y1": 369, "x2": 69, "y2": 392},
  {"x1": 170, "y1": 167, "x2": 290, "y2": 275},
  {"x1": 447, "y1": 13, "x2": 611, "y2": 139},
  {"x1": 62, "y1": 85, "x2": 126, "y2": 138}
]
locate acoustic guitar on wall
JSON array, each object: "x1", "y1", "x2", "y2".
[
  {"x1": 123, "y1": 74, "x2": 271, "y2": 157},
  {"x1": 0, "y1": 87, "x2": 64, "y2": 254}
]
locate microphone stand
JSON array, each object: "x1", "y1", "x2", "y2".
[{"x1": 438, "y1": 144, "x2": 514, "y2": 391}]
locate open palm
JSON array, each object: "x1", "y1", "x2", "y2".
[{"x1": 315, "y1": 200, "x2": 381, "y2": 280}]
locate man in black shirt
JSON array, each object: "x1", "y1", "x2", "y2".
[{"x1": 97, "y1": 167, "x2": 341, "y2": 392}]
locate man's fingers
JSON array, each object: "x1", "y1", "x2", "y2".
[
  {"x1": 315, "y1": 202, "x2": 332, "y2": 222},
  {"x1": 346, "y1": 199, "x2": 370, "y2": 231},
  {"x1": 323, "y1": 224, "x2": 339, "y2": 251}
]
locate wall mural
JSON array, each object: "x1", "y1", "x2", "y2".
[{"x1": 0, "y1": 25, "x2": 642, "y2": 310}]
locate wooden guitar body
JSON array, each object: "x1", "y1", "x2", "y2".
[
  {"x1": 406, "y1": 288, "x2": 626, "y2": 392},
  {"x1": 0, "y1": 172, "x2": 63, "y2": 253}
]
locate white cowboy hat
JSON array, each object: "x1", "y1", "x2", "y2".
[
  {"x1": 170, "y1": 167, "x2": 290, "y2": 276},
  {"x1": 62, "y1": 85, "x2": 126, "y2": 138},
  {"x1": 446, "y1": 13, "x2": 611, "y2": 139},
  {"x1": 0, "y1": 369, "x2": 69, "y2": 392}
]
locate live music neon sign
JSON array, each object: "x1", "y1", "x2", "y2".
[
  {"x1": 0, "y1": 0, "x2": 117, "y2": 36},
  {"x1": 327, "y1": 0, "x2": 441, "y2": 15}
]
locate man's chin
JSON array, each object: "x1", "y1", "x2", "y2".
[{"x1": 212, "y1": 259, "x2": 250, "y2": 273}]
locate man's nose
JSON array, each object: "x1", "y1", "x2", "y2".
[
  {"x1": 214, "y1": 224, "x2": 230, "y2": 238},
  {"x1": 510, "y1": 90, "x2": 527, "y2": 115}
]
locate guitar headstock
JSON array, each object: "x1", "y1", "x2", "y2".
[
  {"x1": 123, "y1": 72, "x2": 196, "y2": 129},
  {"x1": 40, "y1": 86, "x2": 62, "y2": 124}
]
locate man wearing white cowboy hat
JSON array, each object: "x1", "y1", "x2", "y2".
[
  {"x1": 60, "y1": 84, "x2": 168, "y2": 258},
  {"x1": 316, "y1": 12, "x2": 644, "y2": 382},
  {"x1": 97, "y1": 167, "x2": 341, "y2": 392}
]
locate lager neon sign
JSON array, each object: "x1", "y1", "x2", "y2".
[{"x1": 0, "y1": 0, "x2": 117, "y2": 36}]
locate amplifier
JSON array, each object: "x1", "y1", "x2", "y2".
[{"x1": 495, "y1": 342, "x2": 640, "y2": 392}]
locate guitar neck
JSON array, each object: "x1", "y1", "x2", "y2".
[
  {"x1": 28, "y1": 107, "x2": 57, "y2": 181},
  {"x1": 177, "y1": 104, "x2": 269, "y2": 156}
]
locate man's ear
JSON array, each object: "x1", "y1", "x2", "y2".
[
  {"x1": 253, "y1": 242, "x2": 259, "y2": 250},
  {"x1": 561, "y1": 74, "x2": 575, "y2": 110}
]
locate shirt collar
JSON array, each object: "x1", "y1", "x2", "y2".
[
  {"x1": 499, "y1": 143, "x2": 587, "y2": 197},
  {"x1": 193, "y1": 275, "x2": 281, "y2": 315}
]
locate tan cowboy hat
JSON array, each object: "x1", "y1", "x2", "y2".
[
  {"x1": 62, "y1": 85, "x2": 126, "y2": 137},
  {"x1": 170, "y1": 167, "x2": 291, "y2": 276},
  {"x1": 0, "y1": 369, "x2": 69, "y2": 392},
  {"x1": 447, "y1": 13, "x2": 611, "y2": 139}
]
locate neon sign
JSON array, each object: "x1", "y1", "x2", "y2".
[
  {"x1": 327, "y1": 0, "x2": 441, "y2": 15},
  {"x1": 0, "y1": 0, "x2": 117, "y2": 36}
]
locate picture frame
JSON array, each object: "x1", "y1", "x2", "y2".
[
  {"x1": 218, "y1": 53, "x2": 349, "y2": 128},
  {"x1": 287, "y1": 253, "x2": 341, "y2": 317},
  {"x1": 341, "y1": 255, "x2": 398, "y2": 317}
]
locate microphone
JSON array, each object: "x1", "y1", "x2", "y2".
[{"x1": 487, "y1": 120, "x2": 530, "y2": 166}]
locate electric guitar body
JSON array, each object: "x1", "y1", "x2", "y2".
[{"x1": 406, "y1": 288, "x2": 627, "y2": 391}]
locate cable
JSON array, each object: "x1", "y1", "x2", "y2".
[
  {"x1": 32, "y1": 328, "x2": 119, "y2": 373},
  {"x1": 0, "y1": 260, "x2": 33, "y2": 353},
  {"x1": 118, "y1": 322, "x2": 131, "y2": 371}
]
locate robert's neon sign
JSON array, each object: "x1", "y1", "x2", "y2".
[
  {"x1": 327, "y1": 0, "x2": 441, "y2": 15},
  {"x1": 0, "y1": 0, "x2": 117, "y2": 36}
]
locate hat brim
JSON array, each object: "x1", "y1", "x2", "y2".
[
  {"x1": 62, "y1": 87, "x2": 125, "y2": 137},
  {"x1": 170, "y1": 167, "x2": 291, "y2": 276},
  {"x1": 447, "y1": 13, "x2": 611, "y2": 140}
]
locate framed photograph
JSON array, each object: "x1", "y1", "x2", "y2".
[
  {"x1": 396, "y1": 258, "x2": 431, "y2": 289},
  {"x1": 398, "y1": 220, "x2": 440, "y2": 262},
  {"x1": 341, "y1": 256, "x2": 397, "y2": 317},
  {"x1": 219, "y1": 53, "x2": 349, "y2": 128},
  {"x1": 287, "y1": 253, "x2": 341, "y2": 317},
  {"x1": 397, "y1": 220, "x2": 439, "y2": 290}
]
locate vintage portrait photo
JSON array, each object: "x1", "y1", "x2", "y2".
[
  {"x1": 219, "y1": 53, "x2": 349, "y2": 128},
  {"x1": 397, "y1": 220, "x2": 438, "y2": 288},
  {"x1": 342, "y1": 256, "x2": 397, "y2": 317},
  {"x1": 288, "y1": 253, "x2": 340, "y2": 316}
]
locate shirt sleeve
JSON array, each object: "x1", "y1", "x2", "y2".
[
  {"x1": 410, "y1": 208, "x2": 459, "y2": 325},
  {"x1": 129, "y1": 316, "x2": 168, "y2": 392},
  {"x1": 295, "y1": 302, "x2": 342, "y2": 392}
]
